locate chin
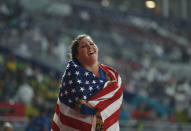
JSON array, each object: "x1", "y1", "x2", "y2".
[{"x1": 88, "y1": 58, "x2": 98, "y2": 64}]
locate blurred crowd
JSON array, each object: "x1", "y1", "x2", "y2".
[
  {"x1": 1, "y1": 0, "x2": 191, "y2": 130},
  {"x1": 0, "y1": 49, "x2": 60, "y2": 130}
]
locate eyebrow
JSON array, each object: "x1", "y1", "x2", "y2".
[
  {"x1": 81, "y1": 41, "x2": 93, "y2": 45},
  {"x1": 79, "y1": 43, "x2": 87, "y2": 47}
]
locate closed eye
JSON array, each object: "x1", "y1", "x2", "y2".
[
  {"x1": 80, "y1": 42, "x2": 96, "y2": 48},
  {"x1": 81, "y1": 45, "x2": 86, "y2": 48}
]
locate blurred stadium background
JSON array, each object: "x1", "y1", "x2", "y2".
[{"x1": 0, "y1": 0, "x2": 191, "y2": 130}]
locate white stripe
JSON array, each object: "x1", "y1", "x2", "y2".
[
  {"x1": 88, "y1": 84, "x2": 121, "y2": 107},
  {"x1": 88, "y1": 81, "x2": 121, "y2": 106},
  {"x1": 88, "y1": 71, "x2": 122, "y2": 107},
  {"x1": 89, "y1": 69, "x2": 123, "y2": 130},
  {"x1": 88, "y1": 100, "x2": 99, "y2": 106},
  {"x1": 107, "y1": 69, "x2": 117, "y2": 80},
  {"x1": 117, "y1": 75, "x2": 122, "y2": 87},
  {"x1": 97, "y1": 84, "x2": 121, "y2": 101},
  {"x1": 107, "y1": 121, "x2": 120, "y2": 131},
  {"x1": 52, "y1": 113, "x2": 79, "y2": 131},
  {"x1": 57, "y1": 99, "x2": 93, "y2": 124},
  {"x1": 87, "y1": 81, "x2": 111, "y2": 106},
  {"x1": 101, "y1": 95, "x2": 123, "y2": 121},
  {"x1": 108, "y1": 69, "x2": 122, "y2": 88}
]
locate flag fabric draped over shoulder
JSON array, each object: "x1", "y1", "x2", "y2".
[{"x1": 52, "y1": 61, "x2": 123, "y2": 131}]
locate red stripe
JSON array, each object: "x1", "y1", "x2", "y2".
[
  {"x1": 55, "y1": 104, "x2": 92, "y2": 131},
  {"x1": 88, "y1": 64, "x2": 119, "y2": 101},
  {"x1": 51, "y1": 121, "x2": 60, "y2": 131},
  {"x1": 88, "y1": 81, "x2": 118, "y2": 101},
  {"x1": 100, "y1": 64, "x2": 116, "y2": 73},
  {"x1": 100, "y1": 64, "x2": 119, "y2": 81},
  {"x1": 96, "y1": 86, "x2": 122, "y2": 112},
  {"x1": 100, "y1": 64, "x2": 117, "y2": 80},
  {"x1": 104, "y1": 107, "x2": 121, "y2": 130}
]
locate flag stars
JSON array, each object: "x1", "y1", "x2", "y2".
[
  {"x1": 62, "y1": 82, "x2": 66, "y2": 86},
  {"x1": 67, "y1": 72, "x2": 71, "y2": 76},
  {"x1": 84, "y1": 72, "x2": 89, "y2": 77},
  {"x1": 61, "y1": 74, "x2": 65, "y2": 78},
  {"x1": 66, "y1": 64, "x2": 70, "y2": 68},
  {"x1": 80, "y1": 87, "x2": 84, "y2": 92},
  {"x1": 68, "y1": 99, "x2": 72, "y2": 103},
  {"x1": 71, "y1": 89, "x2": 76, "y2": 93},
  {"x1": 62, "y1": 72, "x2": 66, "y2": 77},
  {"x1": 83, "y1": 96, "x2": 87, "y2": 100},
  {"x1": 75, "y1": 71, "x2": 80, "y2": 76},
  {"x1": 96, "y1": 86, "x2": 99, "y2": 89},
  {"x1": 77, "y1": 79, "x2": 81, "y2": 84},
  {"x1": 100, "y1": 80, "x2": 103, "y2": 83},
  {"x1": 69, "y1": 80, "x2": 73, "y2": 85},
  {"x1": 64, "y1": 90, "x2": 68, "y2": 95},
  {"x1": 85, "y1": 80, "x2": 89, "y2": 84},
  {"x1": 89, "y1": 86, "x2": 93, "y2": 91},
  {"x1": 73, "y1": 64, "x2": 78, "y2": 67},
  {"x1": 92, "y1": 80, "x2": 96, "y2": 84},
  {"x1": 60, "y1": 93, "x2": 63, "y2": 97},
  {"x1": 75, "y1": 97, "x2": 79, "y2": 101}
]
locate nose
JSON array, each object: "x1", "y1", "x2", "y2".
[{"x1": 87, "y1": 44, "x2": 91, "y2": 49}]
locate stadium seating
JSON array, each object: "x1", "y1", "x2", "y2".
[{"x1": 0, "y1": 0, "x2": 191, "y2": 130}]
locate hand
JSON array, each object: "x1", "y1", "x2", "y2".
[
  {"x1": 75, "y1": 99, "x2": 97, "y2": 115},
  {"x1": 75, "y1": 99, "x2": 85, "y2": 112},
  {"x1": 105, "y1": 72, "x2": 112, "y2": 81}
]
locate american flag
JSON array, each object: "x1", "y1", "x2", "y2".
[{"x1": 52, "y1": 61, "x2": 123, "y2": 131}]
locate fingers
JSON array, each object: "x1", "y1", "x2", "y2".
[
  {"x1": 75, "y1": 99, "x2": 85, "y2": 112},
  {"x1": 106, "y1": 73, "x2": 112, "y2": 81},
  {"x1": 75, "y1": 99, "x2": 97, "y2": 115}
]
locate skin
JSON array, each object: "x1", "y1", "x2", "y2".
[
  {"x1": 76, "y1": 36, "x2": 100, "y2": 77},
  {"x1": 76, "y1": 36, "x2": 113, "y2": 81}
]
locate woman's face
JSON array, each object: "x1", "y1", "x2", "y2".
[{"x1": 76, "y1": 36, "x2": 98, "y2": 65}]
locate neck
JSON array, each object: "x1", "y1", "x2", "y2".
[{"x1": 83, "y1": 61, "x2": 100, "y2": 77}]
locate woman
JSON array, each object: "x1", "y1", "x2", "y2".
[{"x1": 51, "y1": 34, "x2": 123, "y2": 131}]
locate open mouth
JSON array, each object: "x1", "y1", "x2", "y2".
[{"x1": 88, "y1": 51, "x2": 95, "y2": 55}]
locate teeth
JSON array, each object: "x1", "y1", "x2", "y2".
[{"x1": 89, "y1": 51, "x2": 94, "y2": 55}]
